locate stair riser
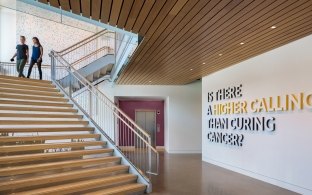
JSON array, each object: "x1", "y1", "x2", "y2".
[
  {"x1": 0, "y1": 100, "x2": 73, "y2": 107},
  {"x1": 0, "y1": 141, "x2": 105, "y2": 153},
  {"x1": 0, "y1": 149, "x2": 114, "y2": 164},
  {"x1": 0, "y1": 83, "x2": 59, "y2": 92},
  {"x1": 0, "y1": 114, "x2": 82, "y2": 118},
  {"x1": 0, "y1": 88, "x2": 64, "y2": 97},
  {"x1": 0, "y1": 106, "x2": 77, "y2": 113},
  {"x1": 0, "y1": 94, "x2": 68, "y2": 102},
  {"x1": 0, "y1": 157, "x2": 120, "y2": 176},
  {"x1": 0, "y1": 121, "x2": 89, "y2": 125},
  {"x1": 0, "y1": 127, "x2": 94, "y2": 133},
  {"x1": 0, "y1": 134, "x2": 100, "y2": 143}
]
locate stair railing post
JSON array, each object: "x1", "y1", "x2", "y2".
[
  {"x1": 148, "y1": 136, "x2": 152, "y2": 176},
  {"x1": 50, "y1": 51, "x2": 55, "y2": 81},
  {"x1": 68, "y1": 66, "x2": 72, "y2": 98}
]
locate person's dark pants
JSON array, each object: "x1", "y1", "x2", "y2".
[
  {"x1": 27, "y1": 59, "x2": 42, "y2": 80},
  {"x1": 16, "y1": 59, "x2": 26, "y2": 77}
]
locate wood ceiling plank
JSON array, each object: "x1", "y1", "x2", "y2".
[
  {"x1": 70, "y1": 0, "x2": 81, "y2": 14},
  {"x1": 124, "y1": 0, "x2": 145, "y2": 32},
  {"x1": 91, "y1": 0, "x2": 102, "y2": 21},
  {"x1": 131, "y1": 0, "x2": 291, "y2": 84},
  {"x1": 38, "y1": 0, "x2": 48, "y2": 4},
  {"x1": 174, "y1": 25, "x2": 312, "y2": 85},
  {"x1": 138, "y1": 0, "x2": 166, "y2": 36},
  {"x1": 117, "y1": 0, "x2": 134, "y2": 29},
  {"x1": 146, "y1": 0, "x2": 310, "y2": 84},
  {"x1": 59, "y1": 0, "x2": 70, "y2": 11},
  {"x1": 81, "y1": 0, "x2": 91, "y2": 17},
  {"x1": 119, "y1": 0, "x2": 202, "y2": 84},
  {"x1": 49, "y1": 0, "x2": 60, "y2": 8},
  {"x1": 110, "y1": 0, "x2": 123, "y2": 26},
  {"x1": 161, "y1": 11, "x2": 312, "y2": 84},
  {"x1": 132, "y1": 0, "x2": 156, "y2": 33},
  {"x1": 128, "y1": 0, "x2": 238, "y2": 84},
  {"x1": 101, "y1": 0, "x2": 112, "y2": 23},
  {"x1": 132, "y1": 0, "x2": 236, "y2": 84},
  {"x1": 120, "y1": 0, "x2": 182, "y2": 83},
  {"x1": 132, "y1": 0, "x2": 272, "y2": 84}
]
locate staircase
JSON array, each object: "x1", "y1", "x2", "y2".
[{"x1": 0, "y1": 75, "x2": 146, "y2": 194}]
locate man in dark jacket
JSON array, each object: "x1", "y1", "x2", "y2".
[{"x1": 11, "y1": 36, "x2": 29, "y2": 77}]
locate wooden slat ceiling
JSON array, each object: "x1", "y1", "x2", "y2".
[{"x1": 37, "y1": 0, "x2": 312, "y2": 85}]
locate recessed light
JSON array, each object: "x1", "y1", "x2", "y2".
[
  {"x1": 202, "y1": 62, "x2": 206, "y2": 64},
  {"x1": 149, "y1": 81, "x2": 152, "y2": 83},
  {"x1": 240, "y1": 42, "x2": 245, "y2": 45},
  {"x1": 219, "y1": 53, "x2": 223, "y2": 56},
  {"x1": 271, "y1": 25, "x2": 277, "y2": 29},
  {"x1": 190, "y1": 69, "x2": 193, "y2": 71}
]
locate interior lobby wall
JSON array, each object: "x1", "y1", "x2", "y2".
[
  {"x1": 202, "y1": 34, "x2": 312, "y2": 194},
  {"x1": 0, "y1": 6, "x2": 16, "y2": 62},
  {"x1": 98, "y1": 81, "x2": 202, "y2": 154},
  {"x1": 0, "y1": 2, "x2": 98, "y2": 64}
]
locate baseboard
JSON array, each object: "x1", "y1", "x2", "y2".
[{"x1": 202, "y1": 156, "x2": 312, "y2": 195}]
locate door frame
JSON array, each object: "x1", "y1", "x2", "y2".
[{"x1": 134, "y1": 109, "x2": 157, "y2": 147}]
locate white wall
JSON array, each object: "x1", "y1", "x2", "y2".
[
  {"x1": 202, "y1": 34, "x2": 312, "y2": 194},
  {"x1": 0, "y1": 6, "x2": 16, "y2": 61},
  {"x1": 0, "y1": 2, "x2": 98, "y2": 64},
  {"x1": 99, "y1": 81, "x2": 202, "y2": 153}
]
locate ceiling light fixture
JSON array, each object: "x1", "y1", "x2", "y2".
[
  {"x1": 202, "y1": 62, "x2": 206, "y2": 64},
  {"x1": 219, "y1": 53, "x2": 223, "y2": 56},
  {"x1": 240, "y1": 42, "x2": 245, "y2": 45},
  {"x1": 149, "y1": 81, "x2": 152, "y2": 83},
  {"x1": 190, "y1": 69, "x2": 193, "y2": 71},
  {"x1": 271, "y1": 25, "x2": 277, "y2": 29}
]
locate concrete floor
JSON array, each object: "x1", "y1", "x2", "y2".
[{"x1": 150, "y1": 153, "x2": 299, "y2": 195}]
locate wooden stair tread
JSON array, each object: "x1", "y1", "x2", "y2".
[
  {"x1": 0, "y1": 75, "x2": 52, "y2": 84},
  {"x1": 0, "y1": 127, "x2": 94, "y2": 132},
  {"x1": 0, "y1": 134, "x2": 100, "y2": 143},
  {"x1": 0, "y1": 93, "x2": 68, "y2": 102},
  {"x1": 0, "y1": 141, "x2": 106, "y2": 153},
  {"x1": 0, "y1": 120, "x2": 89, "y2": 125},
  {"x1": 0, "y1": 99, "x2": 73, "y2": 107},
  {"x1": 0, "y1": 106, "x2": 77, "y2": 112},
  {"x1": 13, "y1": 174, "x2": 137, "y2": 195},
  {"x1": 0, "y1": 87, "x2": 64, "y2": 97},
  {"x1": 0, "y1": 148, "x2": 114, "y2": 164},
  {"x1": 0, "y1": 113, "x2": 82, "y2": 118},
  {"x1": 0, "y1": 165, "x2": 129, "y2": 191},
  {"x1": 0, "y1": 78, "x2": 53, "y2": 88},
  {"x1": 85, "y1": 183, "x2": 146, "y2": 195},
  {"x1": 0, "y1": 83, "x2": 59, "y2": 92},
  {"x1": 0, "y1": 156, "x2": 120, "y2": 176}
]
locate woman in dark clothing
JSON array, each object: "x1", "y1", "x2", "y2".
[{"x1": 27, "y1": 37, "x2": 43, "y2": 80}]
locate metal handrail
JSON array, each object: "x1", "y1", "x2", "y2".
[
  {"x1": 51, "y1": 51, "x2": 153, "y2": 141},
  {"x1": 50, "y1": 51, "x2": 159, "y2": 176},
  {"x1": 70, "y1": 46, "x2": 113, "y2": 67},
  {"x1": 58, "y1": 30, "x2": 113, "y2": 55}
]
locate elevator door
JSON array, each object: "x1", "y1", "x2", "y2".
[{"x1": 135, "y1": 110, "x2": 156, "y2": 147}]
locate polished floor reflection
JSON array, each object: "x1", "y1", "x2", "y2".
[{"x1": 151, "y1": 153, "x2": 298, "y2": 195}]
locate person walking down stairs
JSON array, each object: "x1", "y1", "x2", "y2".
[
  {"x1": 10, "y1": 35, "x2": 29, "y2": 78},
  {"x1": 27, "y1": 37, "x2": 43, "y2": 80}
]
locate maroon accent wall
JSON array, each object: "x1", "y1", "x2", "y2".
[{"x1": 118, "y1": 100, "x2": 165, "y2": 146}]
